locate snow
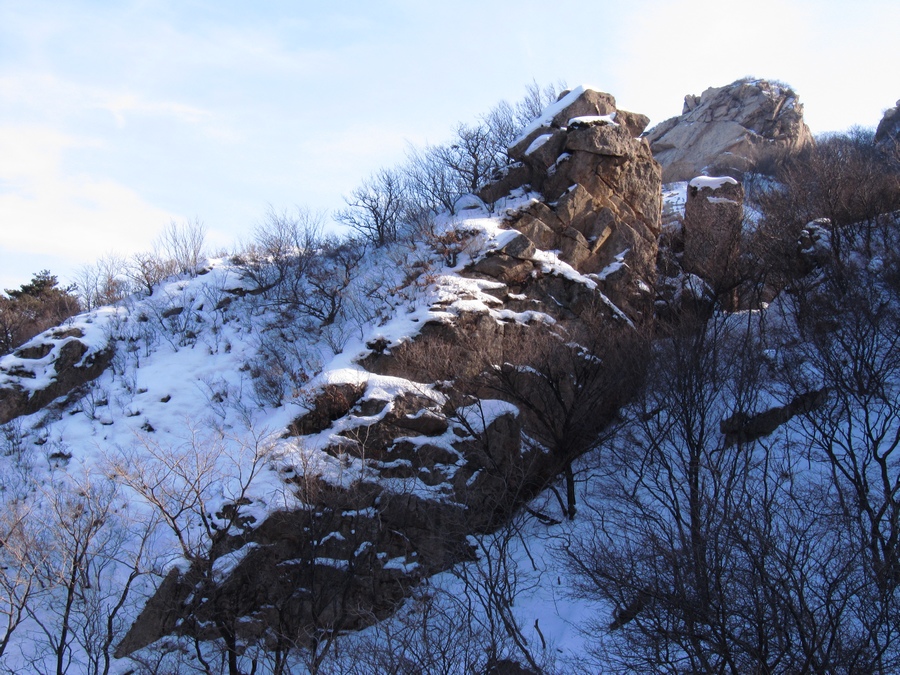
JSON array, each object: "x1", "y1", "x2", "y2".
[
  {"x1": 707, "y1": 196, "x2": 740, "y2": 205},
  {"x1": 689, "y1": 175, "x2": 739, "y2": 190},
  {"x1": 457, "y1": 399, "x2": 519, "y2": 434},
  {"x1": 567, "y1": 114, "x2": 617, "y2": 126},
  {"x1": 0, "y1": 191, "x2": 643, "y2": 673},
  {"x1": 383, "y1": 556, "x2": 420, "y2": 574},
  {"x1": 524, "y1": 133, "x2": 554, "y2": 156},
  {"x1": 511, "y1": 84, "x2": 606, "y2": 146},
  {"x1": 596, "y1": 248, "x2": 630, "y2": 281}
]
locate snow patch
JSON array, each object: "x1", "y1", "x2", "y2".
[{"x1": 689, "y1": 175, "x2": 739, "y2": 190}]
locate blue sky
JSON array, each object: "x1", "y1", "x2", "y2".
[{"x1": 1, "y1": 0, "x2": 898, "y2": 290}]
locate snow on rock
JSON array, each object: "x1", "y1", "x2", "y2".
[
  {"x1": 568, "y1": 113, "x2": 617, "y2": 126},
  {"x1": 689, "y1": 175, "x2": 740, "y2": 190},
  {"x1": 457, "y1": 399, "x2": 519, "y2": 434},
  {"x1": 511, "y1": 84, "x2": 608, "y2": 145},
  {"x1": 524, "y1": 132, "x2": 554, "y2": 156}
]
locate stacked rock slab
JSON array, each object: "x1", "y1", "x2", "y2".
[
  {"x1": 478, "y1": 86, "x2": 662, "y2": 319},
  {"x1": 645, "y1": 78, "x2": 813, "y2": 182},
  {"x1": 682, "y1": 175, "x2": 745, "y2": 294}
]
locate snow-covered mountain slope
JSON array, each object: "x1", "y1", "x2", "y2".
[
  {"x1": 4, "y1": 78, "x2": 899, "y2": 674},
  {"x1": 0, "y1": 159, "x2": 652, "y2": 672}
]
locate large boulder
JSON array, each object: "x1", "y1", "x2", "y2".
[
  {"x1": 645, "y1": 78, "x2": 814, "y2": 182},
  {"x1": 682, "y1": 175, "x2": 745, "y2": 294},
  {"x1": 478, "y1": 86, "x2": 662, "y2": 319}
]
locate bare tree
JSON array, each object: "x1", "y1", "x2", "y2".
[
  {"x1": 159, "y1": 219, "x2": 207, "y2": 277},
  {"x1": 484, "y1": 313, "x2": 646, "y2": 520},
  {"x1": 127, "y1": 249, "x2": 178, "y2": 297},
  {"x1": 234, "y1": 206, "x2": 324, "y2": 298},
  {"x1": 74, "y1": 254, "x2": 131, "y2": 310},
  {"x1": 336, "y1": 169, "x2": 406, "y2": 247},
  {"x1": 109, "y1": 423, "x2": 277, "y2": 675},
  {"x1": 513, "y1": 80, "x2": 567, "y2": 129},
  {"x1": 12, "y1": 474, "x2": 157, "y2": 675},
  {"x1": 403, "y1": 144, "x2": 468, "y2": 216},
  {"x1": 563, "y1": 290, "x2": 900, "y2": 673},
  {"x1": 0, "y1": 496, "x2": 43, "y2": 661}
]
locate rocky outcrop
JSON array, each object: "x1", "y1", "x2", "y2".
[
  {"x1": 876, "y1": 99, "x2": 900, "y2": 158},
  {"x1": 682, "y1": 175, "x2": 745, "y2": 292},
  {"x1": 478, "y1": 86, "x2": 662, "y2": 319},
  {"x1": 121, "y1": 88, "x2": 661, "y2": 656},
  {"x1": 0, "y1": 328, "x2": 114, "y2": 425},
  {"x1": 721, "y1": 389, "x2": 827, "y2": 447},
  {"x1": 645, "y1": 79, "x2": 813, "y2": 182}
]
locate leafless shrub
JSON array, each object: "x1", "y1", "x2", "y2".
[
  {"x1": 235, "y1": 207, "x2": 325, "y2": 297},
  {"x1": 159, "y1": 218, "x2": 207, "y2": 277},
  {"x1": 127, "y1": 249, "x2": 179, "y2": 297}
]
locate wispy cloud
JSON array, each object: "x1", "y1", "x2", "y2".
[
  {"x1": 0, "y1": 126, "x2": 176, "y2": 261},
  {"x1": 0, "y1": 74, "x2": 212, "y2": 128}
]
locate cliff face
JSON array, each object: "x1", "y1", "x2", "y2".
[
  {"x1": 118, "y1": 87, "x2": 663, "y2": 654},
  {"x1": 645, "y1": 78, "x2": 813, "y2": 182}
]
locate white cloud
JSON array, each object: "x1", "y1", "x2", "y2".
[
  {"x1": 0, "y1": 126, "x2": 177, "y2": 264},
  {"x1": 0, "y1": 73, "x2": 212, "y2": 129}
]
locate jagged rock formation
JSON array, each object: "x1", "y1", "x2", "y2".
[
  {"x1": 479, "y1": 86, "x2": 662, "y2": 317},
  {"x1": 645, "y1": 78, "x2": 814, "y2": 182},
  {"x1": 682, "y1": 175, "x2": 745, "y2": 292},
  {"x1": 120, "y1": 87, "x2": 662, "y2": 655}
]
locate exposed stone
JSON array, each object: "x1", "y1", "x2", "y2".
[
  {"x1": 481, "y1": 87, "x2": 662, "y2": 315},
  {"x1": 516, "y1": 215, "x2": 557, "y2": 250},
  {"x1": 875, "y1": 99, "x2": 900, "y2": 158},
  {"x1": 682, "y1": 176, "x2": 745, "y2": 292},
  {"x1": 550, "y1": 89, "x2": 617, "y2": 128},
  {"x1": 0, "y1": 337, "x2": 114, "y2": 425},
  {"x1": 288, "y1": 383, "x2": 366, "y2": 436},
  {"x1": 797, "y1": 219, "x2": 833, "y2": 271},
  {"x1": 508, "y1": 127, "x2": 558, "y2": 163},
  {"x1": 557, "y1": 228, "x2": 592, "y2": 267},
  {"x1": 519, "y1": 128, "x2": 567, "y2": 170},
  {"x1": 14, "y1": 343, "x2": 54, "y2": 360},
  {"x1": 496, "y1": 232, "x2": 536, "y2": 260},
  {"x1": 615, "y1": 109, "x2": 651, "y2": 137},
  {"x1": 721, "y1": 389, "x2": 827, "y2": 446},
  {"x1": 120, "y1": 87, "x2": 664, "y2": 655},
  {"x1": 469, "y1": 254, "x2": 534, "y2": 284},
  {"x1": 645, "y1": 78, "x2": 814, "y2": 182},
  {"x1": 517, "y1": 201, "x2": 565, "y2": 232},
  {"x1": 476, "y1": 163, "x2": 532, "y2": 205},
  {"x1": 565, "y1": 123, "x2": 635, "y2": 157},
  {"x1": 555, "y1": 184, "x2": 593, "y2": 226},
  {"x1": 161, "y1": 306, "x2": 184, "y2": 318}
]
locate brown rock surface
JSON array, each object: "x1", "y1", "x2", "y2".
[
  {"x1": 0, "y1": 336, "x2": 114, "y2": 425},
  {"x1": 477, "y1": 86, "x2": 662, "y2": 319},
  {"x1": 682, "y1": 176, "x2": 745, "y2": 291},
  {"x1": 645, "y1": 78, "x2": 814, "y2": 182}
]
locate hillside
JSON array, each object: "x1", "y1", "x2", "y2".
[{"x1": 2, "y1": 80, "x2": 900, "y2": 674}]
